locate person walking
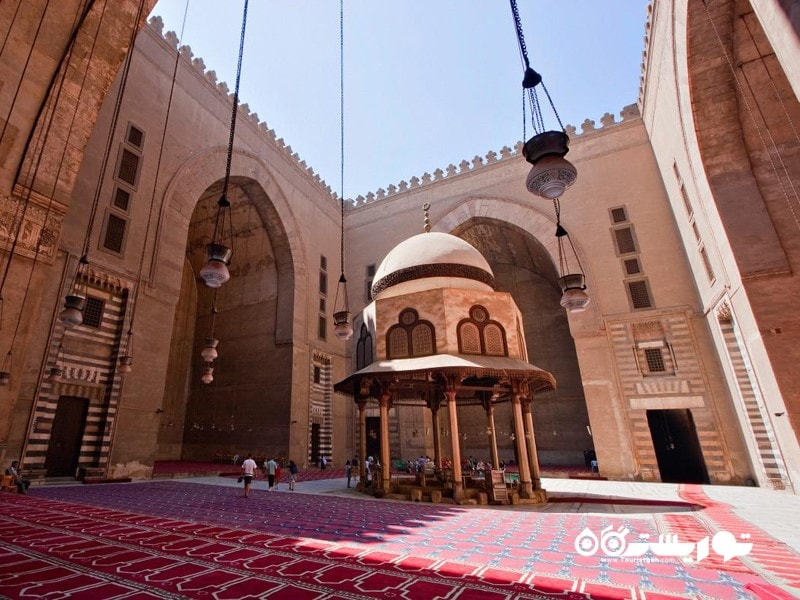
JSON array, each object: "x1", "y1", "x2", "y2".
[
  {"x1": 241, "y1": 454, "x2": 257, "y2": 498},
  {"x1": 288, "y1": 460, "x2": 298, "y2": 491},
  {"x1": 274, "y1": 461, "x2": 282, "y2": 491},
  {"x1": 345, "y1": 460, "x2": 353, "y2": 488},
  {"x1": 320, "y1": 455, "x2": 328, "y2": 470},
  {"x1": 265, "y1": 457, "x2": 278, "y2": 491}
]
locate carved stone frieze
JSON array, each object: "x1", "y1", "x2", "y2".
[{"x1": 0, "y1": 192, "x2": 64, "y2": 264}]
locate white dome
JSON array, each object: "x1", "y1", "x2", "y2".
[{"x1": 371, "y1": 232, "x2": 495, "y2": 299}]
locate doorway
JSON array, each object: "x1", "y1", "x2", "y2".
[
  {"x1": 646, "y1": 409, "x2": 709, "y2": 484},
  {"x1": 44, "y1": 396, "x2": 89, "y2": 477}
]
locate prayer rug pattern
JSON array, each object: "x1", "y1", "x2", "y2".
[{"x1": 0, "y1": 481, "x2": 793, "y2": 599}]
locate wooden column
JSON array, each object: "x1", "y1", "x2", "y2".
[
  {"x1": 357, "y1": 399, "x2": 367, "y2": 490},
  {"x1": 446, "y1": 388, "x2": 463, "y2": 500},
  {"x1": 511, "y1": 391, "x2": 533, "y2": 498},
  {"x1": 486, "y1": 401, "x2": 500, "y2": 470},
  {"x1": 428, "y1": 392, "x2": 442, "y2": 468},
  {"x1": 379, "y1": 390, "x2": 392, "y2": 492},
  {"x1": 522, "y1": 396, "x2": 543, "y2": 492}
]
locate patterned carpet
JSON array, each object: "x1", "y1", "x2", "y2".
[{"x1": 0, "y1": 479, "x2": 796, "y2": 599}]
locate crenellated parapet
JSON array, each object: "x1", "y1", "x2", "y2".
[
  {"x1": 347, "y1": 104, "x2": 641, "y2": 209},
  {"x1": 638, "y1": 2, "x2": 655, "y2": 107},
  {"x1": 146, "y1": 16, "x2": 338, "y2": 203},
  {"x1": 147, "y1": 16, "x2": 641, "y2": 212}
]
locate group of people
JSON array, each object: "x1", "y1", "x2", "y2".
[{"x1": 239, "y1": 455, "x2": 299, "y2": 497}]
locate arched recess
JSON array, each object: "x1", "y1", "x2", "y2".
[
  {"x1": 150, "y1": 148, "x2": 306, "y2": 345},
  {"x1": 442, "y1": 200, "x2": 595, "y2": 466},
  {"x1": 151, "y1": 148, "x2": 306, "y2": 461}
]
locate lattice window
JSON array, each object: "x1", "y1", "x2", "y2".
[
  {"x1": 484, "y1": 324, "x2": 505, "y2": 356},
  {"x1": 614, "y1": 227, "x2": 637, "y2": 254},
  {"x1": 82, "y1": 296, "x2": 104, "y2": 328},
  {"x1": 644, "y1": 348, "x2": 666, "y2": 372},
  {"x1": 113, "y1": 187, "x2": 130, "y2": 211},
  {"x1": 459, "y1": 322, "x2": 481, "y2": 354},
  {"x1": 610, "y1": 207, "x2": 628, "y2": 223},
  {"x1": 318, "y1": 315, "x2": 326, "y2": 340},
  {"x1": 103, "y1": 213, "x2": 127, "y2": 253},
  {"x1": 117, "y1": 148, "x2": 140, "y2": 187},
  {"x1": 411, "y1": 323, "x2": 434, "y2": 356},
  {"x1": 628, "y1": 280, "x2": 652, "y2": 309},
  {"x1": 624, "y1": 258, "x2": 641, "y2": 275},
  {"x1": 127, "y1": 124, "x2": 144, "y2": 148},
  {"x1": 388, "y1": 328, "x2": 409, "y2": 358},
  {"x1": 457, "y1": 305, "x2": 507, "y2": 356},
  {"x1": 319, "y1": 272, "x2": 327, "y2": 295}
]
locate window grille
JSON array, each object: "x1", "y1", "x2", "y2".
[
  {"x1": 624, "y1": 258, "x2": 641, "y2": 275},
  {"x1": 644, "y1": 348, "x2": 666, "y2": 372},
  {"x1": 484, "y1": 324, "x2": 505, "y2": 356},
  {"x1": 117, "y1": 148, "x2": 139, "y2": 186},
  {"x1": 610, "y1": 207, "x2": 627, "y2": 223},
  {"x1": 318, "y1": 316, "x2": 326, "y2": 340},
  {"x1": 614, "y1": 227, "x2": 637, "y2": 254},
  {"x1": 319, "y1": 272, "x2": 327, "y2": 295},
  {"x1": 411, "y1": 324, "x2": 434, "y2": 356},
  {"x1": 113, "y1": 187, "x2": 130, "y2": 211},
  {"x1": 82, "y1": 296, "x2": 104, "y2": 328},
  {"x1": 388, "y1": 328, "x2": 408, "y2": 358},
  {"x1": 103, "y1": 213, "x2": 126, "y2": 253},
  {"x1": 459, "y1": 323, "x2": 481, "y2": 354},
  {"x1": 628, "y1": 280, "x2": 652, "y2": 309},
  {"x1": 127, "y1": 125, "x2": 144, "y2": 148}
]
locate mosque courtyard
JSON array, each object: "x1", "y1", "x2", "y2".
[{"x1": 1, "y1": 468, "x2": 799, "y2": 599}]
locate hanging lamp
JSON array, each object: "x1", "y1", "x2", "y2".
[
  {"x1": 200, "y1": 302, "x2": 218, "y2": 384},
  {"x1": 553, "y1": 199, "x2": 590, "y2": 312},
  {"x1": 58, "y1": 255, "x2": 89, "y2": 327},
  {"x1": 509, "y1": 0, "x2": 577, "y2": 200},
  {"x1": 199, "y1": 0, "x2": 250, "y2": 288},
  {"x1": 332, "y1": 0, "x2": 353, "y2": 341},
  {"x1": 117, "y1": 330, "x2": 133, "y2": 374}
]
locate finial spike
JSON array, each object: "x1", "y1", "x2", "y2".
[{"x1": 423, "y1": 202, "x2": 431, "y2": 233}]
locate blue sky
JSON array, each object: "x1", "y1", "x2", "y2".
[{"x1": 149, "y1": 1, "x2": 650, "y2": 200}]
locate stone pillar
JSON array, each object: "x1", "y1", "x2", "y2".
[
  {"x1": 486, "y1": 402, "x2": 500, "y2": 470},
  {"x1": 446, "y1": 389, "x2": 463, "y2": 500},
  {"x1": 379, "y1": 391, "x2": 391, "y2": 492},
  {"x1": 512, "y1": 392, "x2": 533, "y2": 498},
  {"x1": 357, "y1": 400, "x2": 367, "y2": 490},
  {"x1": 522, "y1": 396, "x2": 546, "y2": 501}
]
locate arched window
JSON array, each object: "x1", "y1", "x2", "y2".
[
  {"x1": 356, "y1": 323, "x2": 373, "y2": 369},
  {"x1": 386, "y1": 308, "x2": 436, "y2": 359},
  {"x1": 457, "y1": 305, "x2": 508, "y2": 356}
]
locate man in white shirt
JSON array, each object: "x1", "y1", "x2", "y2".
[{"x1": 241, "y1": 454, "x2": 257, "y2": 497}]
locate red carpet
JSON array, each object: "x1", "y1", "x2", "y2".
[{"x1": 0, "y1": 479, "x2": 795, "y2": 599}]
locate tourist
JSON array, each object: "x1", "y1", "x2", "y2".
[
  {"x1": 288, "y1": 460, "x2": 298, "y2": 490},
  {"x1": 5, "y1": 460, "x2": 30, "y2": 494},
  {"x1": 345, "y1": 460, "x2": 352, "y2": 488},
  {"x1": 321, "y1": 455, "x2": 328, "y2": 470},
  {"x1": 240, "y1": 454, "x2": 257, "y2": 498},
  {"x1": 265, "y1": 457, "x2": 278, "y2": 490},
  {"x1": 274, "y1": 461, "x2": 282, "y2": 490}
]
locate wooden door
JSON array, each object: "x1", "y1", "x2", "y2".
[{"x1": 44, "y1": 396, "x2": 89, "y2": 477}]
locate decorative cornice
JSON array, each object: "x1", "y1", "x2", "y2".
[{"x1": 371, "y1": 263, "x2": 495, "y2": 297}]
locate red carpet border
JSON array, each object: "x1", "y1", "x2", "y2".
[{"x1": 0, "y1": 480, "x2": 788, "y2": 599}]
